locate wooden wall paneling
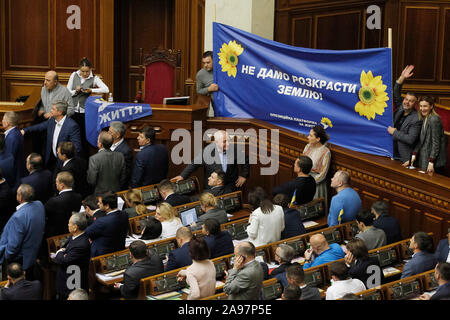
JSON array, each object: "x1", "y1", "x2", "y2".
[
  {"x1": 423, "y1": 212, "x2": 444, "y2": 247},
  {"x1": 441, "y1": 8, "x2": 450, "y2": 82},
  {"x1": 99, "y1": 0, "x2": 114, "y2": 94},
  {"x1": 291, "y1": 16, "x2": 312, "y2": 48},
  {"x1": 360, "y1": 190, "x2": 380, "y2": 211}
]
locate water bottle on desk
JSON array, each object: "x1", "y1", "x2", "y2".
[{"x1": 108, "y1": 92, "x2": 114, "y2": 102}]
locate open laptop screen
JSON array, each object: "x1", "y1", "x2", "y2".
[{"x1": 180, "y1": 207, "x2": 198, "y2": 226}]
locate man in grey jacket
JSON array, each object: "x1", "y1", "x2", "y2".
[
  {"x1": 40, "y1": 70, "x2": 74, "y2": 118},
  {"x1": 387, "y1": 65, "x2": 422, "y2": 164},
  {"x1": 87, "y1": 131, "x2": 126, "y2": 194},
  {"x1": 224, "y1": 241, "x2": 264, "y2": 300}
]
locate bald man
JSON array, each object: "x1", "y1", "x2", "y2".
[
  {"x1": 327, "y1": 170, "x2": 361, "y2": 227},
  {"x1": 303, "y1": 234, "x2": 345, "y2": 269},
  {"x1": 173, "y1": 130, "x2": 249, "y2": 191},
  {"x1": 39, "y1": 70, "x2": 74, "y2": 119}
]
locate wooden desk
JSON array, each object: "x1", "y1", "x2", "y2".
[{"x1": 0, "y1": 87, "x2": 40, "y2": 129}]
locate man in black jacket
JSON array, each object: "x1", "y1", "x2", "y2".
[
  {"x1": 371, "y1": 200, "x2": 402, "y2": 244},
  {"x1": 56, "y1": 141, "x2": 88, "y2": 197},
  {"x1": 0, "y1": 262, "x2": 42, "y2": 300},
  {"x1": 109, "y1": 121, "x2": 133, "y2": 190},
  {"x1": 158, "y1": 179, "x2": 191, "y2": 207},
  {"x1": 53, "y1": 212, "x2": 91, "y2": 299},
  {"x1": 114, "y1": 240, "x2": 164, "y2": 299}
]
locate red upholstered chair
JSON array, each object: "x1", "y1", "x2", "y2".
[
  {"x1": 435, "y1": 104, "x2": 450, "y2": 175},
  {"x1": 136, "y1": 47, "x2": 181, "y2": 104}
]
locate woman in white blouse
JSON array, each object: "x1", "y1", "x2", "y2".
[
  {"x1": 246, "y1": 187, "x2": 285, "y2": 247},
  {"x1": 155, "y1": 202, "x2": 183, "y2": 239}
]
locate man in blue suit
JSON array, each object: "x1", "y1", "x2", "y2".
[
  {"x1": 131, "y1": 126, "x2": 168, "y2": 188},
  {"x1": 165, "y1": 227, "x2": 192, "y2": 271},
  {"x1": 18, "y1": 153, "x2": 53, "y2": 204},
  {"x1": 2, "y1": 111, "x2": 26, "y2": 184},
  {"x1": 85, "y1": 191, "x2": 129, "y2": 257},
  {"x1": 419, "y1": 262, "x2": 450, "y2": 300},
  {"x1": 0, "y1": 133, "x2": 16, "y2": 188},
  {"x1": 0, "y1": 184, "x2": 45, "y2": 280},
  {"x1": 401, "y1": 231, "x2": 437, "y2": 278},
  {"x1": 435, "y1": 230, "x2": 450, "y2": 263},
  {"x1": 22, "y1": 100, "x2": 82, "y2": 171}
]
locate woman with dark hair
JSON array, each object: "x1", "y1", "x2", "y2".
[
  {"x1": 176, "y1": 236, "x2": 216, "y2": 299},
  {"x1": 246, "y1": 187, "x2": 285, "y2": 247},
  {"x1": 406, "y1": 96, "x2": 447, "y2": 174},
  {"x1": 303, "y1": 125, "x2": 331, "y2": 204},
  {"x1": 140, "y1": 216, "x2": 162, "y2": 240},
  {"x1": 344, "y1": 238, "x2": 384, "y2": 287},
  {"x1": 67, "y1": 57, "x2": 109, "y2": 155}
]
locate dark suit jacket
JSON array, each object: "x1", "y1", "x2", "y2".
[
  {"x1": 0, "y1": 181, "x2": 14, "y2": 229},
  {"x1": 0, "y1": 151, "x2": 16, "y2": 188},
  {"x1": 18, "y1": 169, "x2": 53, "y2": 203},
  {"x1": 85, "y1": 210, "x2": 129, "y2": 257},
  {"x1": 392, "y1": 82, "x2": 422, "y2": 163},
  {"x1": 281, "y1": 207, "x2": 306, "y2": 240},
  {"x1": 120, "y1": 255, "x2": 164, "y2": 299},
  {"x1": 44, "y1": 190, "x2": 82, "y2": 237},
  {"x1": 87, "y1": 149, "x2": 126, "y2": 194},
  {"x1": 165, "y1": 242, "x2": 192, "y2": 271},
  {"x1": 114, "y1": 140, "x2": 133, "y2": 189},
  {"x1": 164, "y1": 193, "x2": 192, "y2": 207},
  {"x1": 56, "y1": 157, "x2": 88, "y2": 197},
  {"x1": 272, "y1": 175, "x2": 316, "y2": 205},
  {"x1": 0, "y1": 279, "x2": 42, "y2": 300},
  {"x1": 270, "y1": 263, "x2": 291, "y2": 278},
  {"x1": 401, "y1": 251, "x2": 437, "y2": 279},
  {"x1": 23, "y1": 117, "x2": 82, "y2": 166},
  {"x1": 54, "y1": 232, "x2": 91, "y2": 298},
  {"x1": 4, "y1": 127, "x2": 26, "y2": 182},
  {"x1": 207, "y1": 184, "x2": 234, "y2": 197},
  {"x1": 431, "y1": 282, "x2": 450, "y2": 300},
  {"x1": 180, "y1": 143, "x2": 250, "y2": 191},
  {"x1": 131, "y1": 144, "x2": 168, "y2": 188},
  {"x1": 204, "y1": 231, "x2": 234, "y2": 259},
  {"x1": 373, "y1": 214, "x2": 402, "y2": 244},
  {"x1": 348, "y1": 257, "x2": 385, "y2": 286},
  {"x1": 435, "y1": 239, "x2": 450, "y2": 263},
  {"x1": 87, "y1": 209, "x2": 107, "y2": 226}
]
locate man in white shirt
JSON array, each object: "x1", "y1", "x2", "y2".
[{"x1": 325, "y1": 261, "x2": 366, "y2": 300}]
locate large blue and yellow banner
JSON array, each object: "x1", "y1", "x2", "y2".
[{"x1": 213, "y1": 23, "x2": 393, "y2": 157}]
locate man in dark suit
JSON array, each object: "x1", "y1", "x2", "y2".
[
  {"x1": 401, "y1": 231, "x2": 437, "y2": 278},
  {"x1": 202, "y1": 218, "x2": 234, "y2": 259},
  {"x1": 87, "y1": 131, "x2": 126, "y2": 194},
  {"x1": 285, "y1": 263, "x2": 321, "y2": 300},
  {"x1": 0, "y1": 133, "x2": 16, "y2": 188},
  {"x1": 114, "y1": 240, "x2": 164, "y2": 299},
  {"x1": 82, "y1": 194, "x2": 106, "y2": 226},
  {"x1": 0, "y1": 184, "x2": 45, "y2": 279},
  {"x1": 273, "y1": 193, "x2": 306, "y2": 240},
  {"x1": 109, "y1": 121, "x2": 133, "y2": 190},
  {"x1": 270, "y1": 244, "x2": 296, "y2": 278},
  {"x1": 53, "y1": 212, "x2": 91, "y2": 300},
  {"x1": 56, "y1": 141, "x2": 88, "y2": 197},
  {"x1": 131, "y1": 126, "x2": 168, "y2": 188},
  {"x1": 419, "y1": 262, "x2": 450, "y2": 300},
  {"x1": 165, "y1": 227, "x2": 192, "y2": 271},
  {"x1": 435, "y1": 230, "x2": 450, "y2": 263},
  {"x1": 45, "y1": 171, "x2": 82, "y2": 238},
  {"x1": 158, "y1": 179, "x2": 191, "y2": 207},
  {"x1": 371, "y1": 200, "x2": 402, "y2": 244},
  {"x1": 0, "y1": 169, "x2": 14, "y2": 230},
  {"x1": 387, "y1": 65, "x2": 422, "y2": 164},
  {"x1": 206, "y1": 170, "x2": 234, "y2": 196},
  {"x1": 18, "y1": 153, "x2": 53, "y2": 203},
  {"x1": 173, "y1": 130, "x2": 250, "y2": 192},
  {"x1": 0, "y1": 263, "x2": 42, "y2": 300},
  {"x1": 22, "y1": 100, "x2": 82, "y2": 172},
  {"x1": 85, "y1": 191, "x2": 129, "y2": 257},
  {"x1": 2, "y1": 111, "x2": 26, "y2": 183}
]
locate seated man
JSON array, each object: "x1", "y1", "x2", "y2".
[
  {"x1": 419, "y1": 262, "x2": 450, "y2": 300},
  {"x1": 401, "y1": 231, "x2": 437, "y2": 279},
  {"x1": 434, "y1": 228, "x2": 450, "y2": 263},
  {"x1": 165, "y1": 227, "x2": 192, "y2": 271},
  {"x1": 328, "y1": 170, "x2": 361, "y2": 227},
  {"x1": 355, "y1": 210, "x2": 387, "y2": 250},
  {"x1": 325, "y1": 261, "x2": 366, "y2": 300},
  {"x1": 281, "y1": 284, "x2": 302, "y2": 300},
  {"x1": 285, "y1": 263, "x2": 321, "y2": 300},
  {"x1": 272, "y1": 193, "x2": 306, "y2": 240},
  {"x1": 0, "y1": 263, "x2": 42, "y2": 300},
  {"x1": 82, "y1": 194, "x2": 106, "y2": 226},
  {"x1": 67, "y1": 288, "x2": 89, "y2": 300},
  {"x1": 114, "y1": 240, "x2": 164, "y2": 300},
  {"x1": 371, "y1": 200, "x2": 402, "y2": 244},
  {"x1": 303, "y1": 234, "x2": 345, "y2": 269},
  {"x1": 202, "y1": 218, "x2": 234, "y2": 259},
  {"x1": 272, "y1": 155, "x2": 316, "y2": 205},
  {"x1": 270, "y1": 244, "x2": 296, "y2": 278},
  {"x1": 158, "y1": 179, "x2": 191, "y2": 207},
  {"x1": 206, "y1": 170, "x2": 233, "y2": 196},
  {"x1": 190, "y1": 192, "x2": 227, "y2": 231},
  {"x1": 85, "y1": 192, "x2": 129, "y2": 257}
]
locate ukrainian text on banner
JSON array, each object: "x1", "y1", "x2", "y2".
[
  {"x1": 85, "y1": 96, "x2": 152, "y2": 147},
  {"x1": 213, "y1": 22, "x2": 393, "y2": 157}
]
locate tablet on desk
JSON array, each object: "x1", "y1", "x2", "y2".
[{"x1": 180, "y1": 207, "x2": 198, "y2": 226}]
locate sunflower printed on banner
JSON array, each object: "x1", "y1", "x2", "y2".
[{"x1": 213, "y1": 22, "x2": 394, "y2": 158}]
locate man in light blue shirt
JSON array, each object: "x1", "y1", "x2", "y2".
[
  {"x1": 303, "y1": 234, "x2": 345, "y2": 269},
  {"x1": 328, "y1": 170, "x2": 361, "y2": 227}
]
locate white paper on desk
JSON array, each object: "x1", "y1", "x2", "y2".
[
  {"x1": 232, "y1": 238, "x2": 249, "y2": 246},
  {"x1": 147, "y1": 205, "x2": 156, "y2": 211},
  {"x1": 96, "y1": 272, "x2": 123, "y2": 283},
  {"x1": 291, "y1": 256, "x2": 305, "y2": 264},
  {"x1": 50, "y1": 253, "x2": 57, "y2": 260},
  {"x1": 303, "y1": 221, "x2": 319, "y2": 228},
  {"x1": 382, "y1": 267, "x2": 401, "y2": 276},
  {"x1": 227, "y1": 214, "x2": 233, "y2": 218},
  {"x1": 118, "y1": 197, "x2": 125, "y2": 210},
  {"x1": 266, "y1": 262, "x2": 279, "y2": 269}
]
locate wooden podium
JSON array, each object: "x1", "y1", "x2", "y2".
[{"x1": 0, "y1": 87, "x2": 41, "y2": 128}]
